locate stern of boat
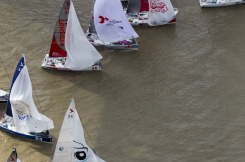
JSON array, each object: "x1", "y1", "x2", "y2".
[{"x1": 0, "y1": 116, "x2": 52, "y2": 143}]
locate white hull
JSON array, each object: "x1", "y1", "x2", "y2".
[
  {"x1": 199, "y1": 0, "x2": 245, "y2": 7},
  {"x1": 86, "y1": 33, "x2": 138, "y2": 50},
  {"x1": 0, "y1": 89, "x2": 9, "y2": 102},
  {"x1": 127, "y1": 8, "x2": 178, "y2": 26},
  {"x1": 0, "y1": 116, "x2": 52, "y2": 143},
  {"x1": 41, "y1": 54, "x2": 102, "y2": 71}
]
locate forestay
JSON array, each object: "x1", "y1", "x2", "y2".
[
  {"x1": 53, "y1": 99, "x2": 105, "y2": 162},
  {"x1": 64, "y1": 1, "x2": 102, "y2": 70},
  {"x1": 10, "y1": 56, "x2": 54, "y2": 133},
  {"x1": 94, "y1": 0, "x2": 138, "y2": 42},
  {"x1": 148, "y1": 0, "x2": 175, "y2": 26}
]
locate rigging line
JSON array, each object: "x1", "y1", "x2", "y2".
[
  {"x1": 0, "y1": 56, "x2": 11, "y2": 82},
  {"x1": 32, "y1": 82, "x2": 43, "y2": 113},
  {"x1": 80, "y1": 116, "x2": 98, "y2": 152}
]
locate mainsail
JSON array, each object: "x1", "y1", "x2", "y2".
[
  {"x1": 148, "y1": 0, "x2": 175, "y2": 26},
  {"x1": 6, "y1": 57, "x2": 25, "y2": 117},
  {"x1": 10, "y1": 55, "x2": 54, "y2": 133},
  {"x1": 139, "y1": 0, "x2": 149, "y2": 12},
  {"x1": 49, "y1": 0, "x2": 70, "y2": 58},
  {"x1": 53, "y1": 99, "x2": 105, "y2": 162},
  {"x1": 127, "y1": 0, "x2": 141, "y2": 14},
  {"x1": 94, "y1": 0, "x2": 139, "y2": 42},
  {"x1": 64, "y1": 1, "x2": 102, "y2": 70},
  {"x1": 7, "y1": 148, "x2": 21, "y2": 162}
]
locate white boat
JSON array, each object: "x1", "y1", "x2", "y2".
[
  {"x1": 125, "y1": 0, "x2": 178, "y2": 26},
  {"x1": 86, "y1": 0, "x2": 139, "y2": 50},
  {"x1": 41, "y1": 0, "x2": 102, "y2": 71},
  {"x1": 0, "y1": 55, "x2": 54, "y2": 143},
  {"x1": 53, "y1": 99, "x2": 105, "y2": 162},
  {"x1": 7, "y1": 148, "x2": 21, "y2": 162},
  {"x1": 0, "y1": 89, "x2": 9, "y2": 103},
  {"x1": 199, "y1": 0, "x2": 245, "y2": 7}
]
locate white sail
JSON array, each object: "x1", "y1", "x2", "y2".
[
  {"x1": 53, "y1": 99, "x2": 105, "y2": 162},
  {"x1": 9, "y1": 56, "x2": 54, "y2": 134},
  {"x1": 148, "y1": 0, "x2": 175, "y2": 26},
  {"x1": 64, "y1": 1, "x2": 102, "y2": 71},
  {"x1": 94, "y1": 0, "x2": 139, "y2": 42}
]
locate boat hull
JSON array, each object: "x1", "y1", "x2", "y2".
[
  {"x1": 127, "y1": 8, "x2": 178, "y2": 26},
  {"x1": 199, "y1": 0, "x2": 245, "y2": 7},
  {"x1": 86, "y1": 33, "x2": 138, "y2": 50},
  {"x1": 0, "y1": 89, "x2": 9, "y2": 103},
  {"x1": 0, "y1": 119, "x2": 52, "y2": 143},
  {"x1": 41, "y1": 54, "x2": 102, "y2": 71}
]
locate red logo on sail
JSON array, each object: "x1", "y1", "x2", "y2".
[
  {"x1": 58, "y1": 19, "x2": 66, "y2": 46},
  {"x1": 150, "y1": 0, "x2": 168, "y2": 13},
  {"x1": 99, "y1": 16, "x2": 109, "y2": 24}
]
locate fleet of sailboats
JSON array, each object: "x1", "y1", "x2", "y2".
[
  {"x1": 3, "y1": 0, "x2": 242, "y2": 160},
  {"x1": 86, "y1": 0, "x2": 139, "y2": 50}
]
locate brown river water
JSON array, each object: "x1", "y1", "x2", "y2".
[{"x1": 0, "y1": 0, "x2": 245, "y2": 161}]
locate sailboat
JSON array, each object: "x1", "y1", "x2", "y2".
[
  {"x1": 199, "y1": 0, "x2": 245, "y2": 7},
  {"x1": 0, "y1": 55, "x2": 54, "y2": 143},
  {"x1": 86, "y1": 0, "x2": 139, "y2": 50},
  {"x1": 41, "y1": 0, "x2": 102, "y2": 71},
  {"x1": 7, "y1": 148, "x2": 21, "y2": 162},
  {"x1": 125, "y1": 0, "x2": 178, "y2": 26},
  {"x1": 53, "y1": 99, "x2": 105, "y2": 162},
  {"x1": 0, "y1": 89, "x2": 9, "y2": 103}
]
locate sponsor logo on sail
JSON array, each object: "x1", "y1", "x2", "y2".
[
  {"x1": 73, "y1": 140, "x2": 89, "y2": 161},
  {"x1": 12, "y1": 101, "x2": 32, "y2": 120},
  {"x1": 98, "y1": 15, "x2": 122, "y2": 27},
  {"x1": 68, "y1": 108, "x2": 74, "y2": 119},
  {"x1": 59, "y1": 147, "x2": 64, "y2": 151},
  {"x1": 99, "y1": 16, "x2": 109, "y2": 24},
  {"x1": 58, "y1": 19, "x2": 66, "y2": 46},
  {"x1": 150, "y1": 0, "x2": 168, "y2": 13}
]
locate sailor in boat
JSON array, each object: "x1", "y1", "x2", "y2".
[{"x1": 29, "y1": 130, "x2": 50, "y2": 137}]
